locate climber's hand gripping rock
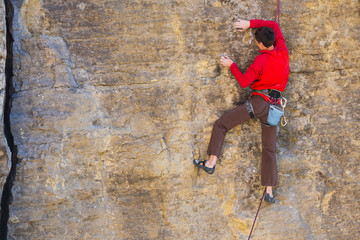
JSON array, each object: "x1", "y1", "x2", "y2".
[{"x1": 233, "y1": 19, "x2": 250, "y2": 32}]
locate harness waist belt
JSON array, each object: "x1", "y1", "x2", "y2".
[{"x1": 254, "y1": 89, "x2": 282, "y2": 99}]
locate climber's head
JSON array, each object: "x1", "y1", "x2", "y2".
[{"x1": 255, "y1": 27, "x2": 275, "y2": 50}]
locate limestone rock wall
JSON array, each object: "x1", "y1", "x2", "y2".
[{"x1": 3, "y1": 0, "x2": 360, "y2": 239}]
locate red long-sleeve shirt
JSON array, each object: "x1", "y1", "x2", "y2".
[{"x1": 229, "y1": 20, "x2": 289, "y2": 100}]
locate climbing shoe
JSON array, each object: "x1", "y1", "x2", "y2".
[
  {"x1": 264, "y1": 193, "x2": 275, "y2": 203},
  {"x1": 193, "y1": 159, "x2": 215, "y2": 175}
]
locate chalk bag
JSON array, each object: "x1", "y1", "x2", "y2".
[{"x1": 267, "y1": 103, "x2": 284, "y2": 126}]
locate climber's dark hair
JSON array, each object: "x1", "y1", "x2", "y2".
[{"x1": 255, "y1": 27, "x2": 275, "y2": 47}]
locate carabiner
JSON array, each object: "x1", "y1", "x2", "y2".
[
  {"x1": 281, "y1": 116, "x2": 287, "y2": 127},
  {"x1": 280, "y1": 97, "x2": 287, "y2": 108}
]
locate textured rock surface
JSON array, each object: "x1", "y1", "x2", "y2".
[
  {"x1": 3, "y1": 0, "x2": 360, "y2": 239},
  {"x1": 0, "y1": 0, "x2": 11, "y2": 203}
]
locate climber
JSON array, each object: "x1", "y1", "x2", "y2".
[{"x1": 193, "y1": 19, "x2": 289, "y2": 203}]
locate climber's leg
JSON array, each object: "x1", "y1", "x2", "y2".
[
  {"x1": 260, "y1": 123, "x2": 278, "y2": 187},
  {"x1": 206, "y1": 102, "x2": 251, "y2": 167}
]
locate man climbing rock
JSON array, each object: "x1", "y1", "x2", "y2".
[{"x1": 194, "y1": 19, "x2": 289, "y2": 203}]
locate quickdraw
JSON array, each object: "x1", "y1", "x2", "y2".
[{"x1": 280, "y1": 97, "x2": 287, "y2": 126}]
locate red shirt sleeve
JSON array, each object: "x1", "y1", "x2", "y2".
[
  {"x1": 229, "y1": 56, "x2": 263, "y2": 88},
  {"x1": 250, "y1": 19, "x2": 288, "y2": 52}
]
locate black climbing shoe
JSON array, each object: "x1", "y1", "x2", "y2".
[
  {"x1": 193, "y1": 159, "x2": 216, "y2": 175},
  {"x1": 264, "y1": 193, "x2": 275, "y2": 203}
]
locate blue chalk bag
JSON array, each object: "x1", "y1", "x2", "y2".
[{"x1": 267, "y1": 104, "x2": 284, "y2": 126}]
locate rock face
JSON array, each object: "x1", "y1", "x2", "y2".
[
  {"x1": 2, "y1": 0, "x2": 360, "y2": 239},
  {"x1": 0, "y1": 0, "x2": 11, "y2": 206}
]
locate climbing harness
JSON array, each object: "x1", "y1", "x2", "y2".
[
  {"x1": 253, "y1": 89, "x2": 288, "y2": 127},
  {"x1": 248, "y1": 188, "x2": 266, "y2": 240}
]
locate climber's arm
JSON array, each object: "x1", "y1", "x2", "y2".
[
  {"x1": 235, "y1": 19, "x2": 287, "y2": 52},
  {"x1": 249, "y1": 19, "x2": 287, "y2": 51},
  {"x1": 220, "y1": 56, "x2": 262, "y2": 89}
]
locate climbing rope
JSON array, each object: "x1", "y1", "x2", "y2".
[
  {"x1": 275, "y1": 0, "x2": 280, "y2": 25},
  {"x1": 248, "y1": 2, "x2": 282, "y2": 239},
  {"x1": 248, "y1": 188, "x2": 266, "y2": 240},
  {"x1": 275, "y1": 0, "x2": 288, "y2": 126}
]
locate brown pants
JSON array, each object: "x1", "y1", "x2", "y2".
[{"x1": 207, "y1": 95, "x2": 278, "y2": 186}]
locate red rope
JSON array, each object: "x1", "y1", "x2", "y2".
[
  {"x1": 275, "y1": 0, "x2": 280, "y2": 25},
  {"x1": 248, "y1": 188, "x2": 266, "y2": 240},
  {"x1": 248, "y1": 2, "x2": 280, "y2": 238}
]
